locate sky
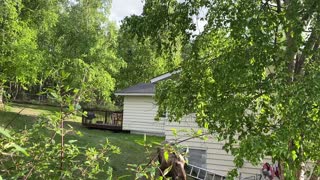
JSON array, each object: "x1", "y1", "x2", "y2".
[
  {"x1": 110, "y1": 0, "x2": 144, "y2": 26},
  {"x1": 110, "y1": 0, "x2": 206, "y2": 33}
]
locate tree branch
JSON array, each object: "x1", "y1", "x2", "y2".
[
  {"x1": 4, "y1": 107, "x2": 26, "y2": 129},
  {"x1": 295, "y1": 27, "x2": 319, "y2": 75},
  {"x1": 24, "y1": 131, "x2": 57, "y2": 180},
  {"x1": 276, "y1": 0, "x2": 282, "y2": 13}
]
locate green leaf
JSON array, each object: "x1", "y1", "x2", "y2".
[
  {"x1": 117, "y1": 175, "x2": 131, "y2": 179},
  {"x1": 163, "y1": 165, "x2": 172, "y2": 176},
  {"x1": 204, "y1": 122, "x2": 209, "y2": 129},
  {"x1": 16, "y1": 146, "x2": 30, "y2": 157},
  {"x1": 152, "y1": 141, "x2": 162, "y2": 146},
  {"x1": 68, "y1": 140, "x2": 78, "y2": 144},
  {"x1": 164, "y1": 150, "x2": 169, "y2": 162},
  {"x1": 172, "y1": 128, "x2": 177, "y2": 137},
  {"x1": 5, "y1": 143, "x2": 30, "y2": 157},
  {"x1": 0, "y1": 127, "x2": 12, "y2": 139},
  {"x1": 291, "y1": 150, "x2": 297, "y2": 161},
  {"x1": 50, "y1": 92, "x2": 58, "y2": 99},
  {"x1": 196, "y1": 129, "x2": 202, "y2": 136}
]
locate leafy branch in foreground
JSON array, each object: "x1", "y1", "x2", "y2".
[
  {"x1": 127, "y1": 0, "x2": 320, "y2": 179},
  {"x1": 129, "y1": 129, "x2": 207, "y2": 179},
  {"x1": 0, "y1": 77, "x2": 120, "y2": 179}
]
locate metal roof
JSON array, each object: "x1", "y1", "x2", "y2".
[
  {"x1": 150, "y1": 69, "x2": 181, "y2": 83},
  {"x1": 115, "y1": 83, "x2": 155, "y2": 96},
  {"x1": 115, "y1": 70, "x2": 181, "y2": 96}
]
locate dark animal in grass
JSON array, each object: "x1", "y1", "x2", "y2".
[{"x1": 157, "y1": 147, "x2": 187, "y2": 180}]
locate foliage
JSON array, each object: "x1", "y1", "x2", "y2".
[
  {"x1": 1, "y1": 121, "x2": 119, "y2": 179},
  {"x1": 0, "y1": 0, "x2": 125, "y2": 174},
  {"x1": 117, "y1": 33, "x2": 176, "y2": 89},
  {"x1": 127, "y1": 134, "x2": 161, "y2": 180},
  {"x1": 0, "y1": 78, "x2": 120, "y2": 179},
  {"x1": 0, "y1": 0, "x2": 40, "y2": 86},
  {"x1": 0, "y1": 102, "x2": 165, "y2": 178},
  {"x1": 124, "y1": 0, "x2": 320, "y2": 178},
  {"x1": 121, "y1": 0, "x2": 192, "y2": 51},
  {"x1": 1, "y1": 0, "x2": 124, "y2": 105},
  {"x1": 128, "y1": 128, "x2": 208, "y2": 180},
  {"x1": 116, "y1": 0, "x2": 184, "y2": 89},
  {"x1": 42, "y1": 0, "x2": 124, "y2": 103},
  {"x1": 128, "y1": 134, "x2": 188, "y2": 180}
]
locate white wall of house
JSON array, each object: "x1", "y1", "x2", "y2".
[
  {"x1": 165, "y1": 114, "x2": 269, "y2": 178},
  {"x1": 123, "y1": 96, "x2": 164, "y2": 136},
  {"x1": 123, "y1": 96, "x2": 269, "y2": 178}
]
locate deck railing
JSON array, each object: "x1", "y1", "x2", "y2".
[{"x1": 82, "y1": 109, "x2": 123, "y2": 131}]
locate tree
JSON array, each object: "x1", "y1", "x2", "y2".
[
  {"x1": 0, "y1": 0, "x2": 41, "y2": 105},
  {"x1": 0, "y1": 0, "x2": 66, "y2": 104},
  {"x1": 19, "y1": 0, "x2": 66, "y2": 95},
  {"x1": 1, "y1": 0, "x2": 124, "y2": 105},
  {"x1": 44, "y1": 0, "x2": 125, "y2": 104},
  {"x1": 126, "y1": 0, "x2": 320, "y2": 179},
  {"x1": 116, "y1": 2, "x2": 186, "y2": 89},
  {"x1": 0, "y1": 0, "x2": 122, "y2": 178},
  {"x1": 116, "y1": 20, "x2": 182, "y2": 89}
]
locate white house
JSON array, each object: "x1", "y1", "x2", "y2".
[
  {"x1": 115, "y1": 83, "x2": 165, "y2": 136},
  {"x1": 115, "y1": 72, "x2": 271, "y2": 178}
]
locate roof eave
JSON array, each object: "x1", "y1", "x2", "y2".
[
  {"x1": 114, "y1": 93, "x2": 155, "y2": 96},
  {"x1": 150, "y1": 69, "x2": 181, "y2": 83}
]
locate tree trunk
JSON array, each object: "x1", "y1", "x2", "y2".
[
  {"x1": 279, "y1": 161, "x2": 285, "y2": 180},
  {"x1": 309, "y1": 160, "x2": 320, "y2": 180},
  {"x1": 38, "y1": 82, "x2": 42, "y2": 103},
  {"x1": 0, "y1": 85, "x2": 4, "y2": 109},
  {"x1": 297, "y1": 162, "x2": 306, "y2": 180}
]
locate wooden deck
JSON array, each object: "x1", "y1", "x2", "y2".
[{"x1": 82, "y1": 109, "x2": 123, "y2": 131}]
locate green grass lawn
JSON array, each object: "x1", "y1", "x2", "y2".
[{"x1": 0, "y1": 103, "x2": 164, "y2": 179}]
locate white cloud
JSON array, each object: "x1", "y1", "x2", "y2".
[{"x1": 110, "y1": 0, "x2": 144, "y2": 26}]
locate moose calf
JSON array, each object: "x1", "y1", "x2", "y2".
[{"x1": 157, "y1": 147, "x2": 187, "y2": 180}]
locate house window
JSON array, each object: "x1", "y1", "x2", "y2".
[{"x1": 188, "y1": 149, "x2": 207, "y2": 168}]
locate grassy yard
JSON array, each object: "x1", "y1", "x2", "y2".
[{"x1": 0, "y1": 103, "x2": 164, "y2": 179}]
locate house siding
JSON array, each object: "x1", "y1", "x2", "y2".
[
  {"x1": 165, "y1": 114, "x2": 268, "y2": 178},
  {"x1": 123, "y1": 96, "x2": 164, "y2": 136},
  {"x1": 123, "y1": 96, "x2": 268, "y2": 177}
]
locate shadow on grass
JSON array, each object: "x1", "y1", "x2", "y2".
[
  {"x1": 0, "y1": 110, "x2": 35, "y2": 130},
  {"x1": 10, "y1": 102, "x2": 60, "y2": 113},
  {"x1": 1, "y1": 105, "x2": 165, "y2": 179}
]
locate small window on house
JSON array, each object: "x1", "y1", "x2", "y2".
[{"x1": 188, "y1": 149, "x2": 207, "y2": 169}]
